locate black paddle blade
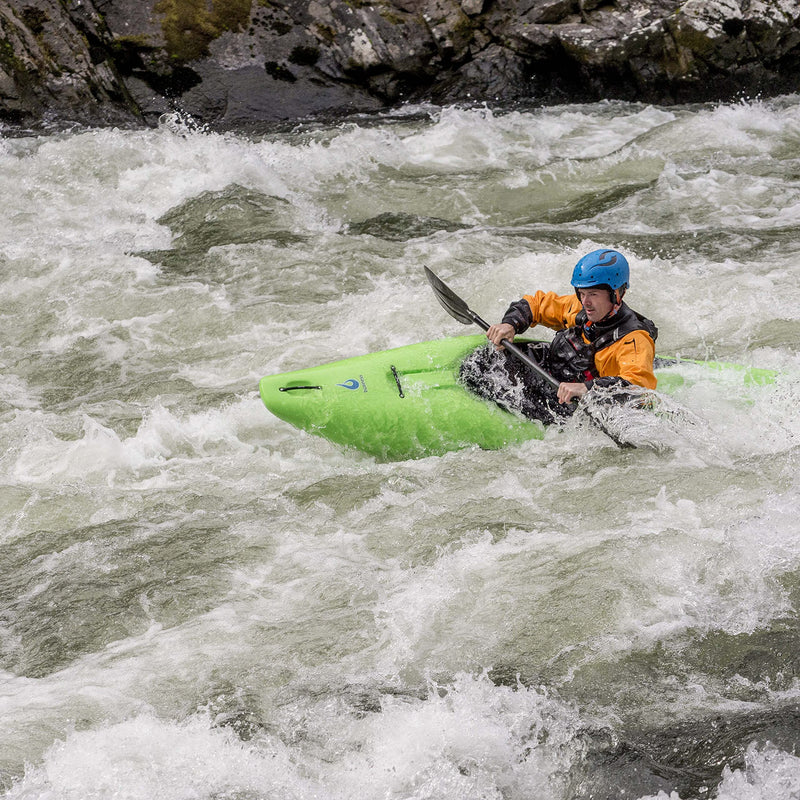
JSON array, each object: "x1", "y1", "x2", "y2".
[{"x1": 424, "y1": 266, "x2": 475, "y2": 326}]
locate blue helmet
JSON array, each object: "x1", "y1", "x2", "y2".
[{"x1": 571, "y1": 249, "x2": 629, "y2": 293}]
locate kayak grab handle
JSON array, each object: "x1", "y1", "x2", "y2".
[
  {"x1": 279, "y1": 385, "x2": 322, "y2": 392},
  {"x1": 390, "y1": 365, "x2": 405, "y2": 398}
]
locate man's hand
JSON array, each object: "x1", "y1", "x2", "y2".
[
  {"x1": 557, "y1": 382, "x2": 588, "y2": 404},
  {"x1": 486, "y1": 322, "x2": 516, "y2": 349}
]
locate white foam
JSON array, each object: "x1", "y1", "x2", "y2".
[
  {"x1": 3, "y1": 713, "x2": 308, "y2": 800},
  {"x1": 324, "y1": 672, "x2": 583, "y2": 800},
  {"x1": 10, "y1": 397, "x2": 258, "y2": 486}
]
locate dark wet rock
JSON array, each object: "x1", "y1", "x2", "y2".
[
  {"x1": 572, "y1": 702, "x2": 800, "y2": 800},
  {"x1": 136, "y1": 184, "x2": 307, "y2": 270},
  {"x1": 1, "y1": 0, "x2": 799, "y2": 131},
  {"x1": 0, "y1": 0, "x2": 144, "y2": 127},
  {"x1": 349, "y1": 211, "x2": 465, "y2": 240}
]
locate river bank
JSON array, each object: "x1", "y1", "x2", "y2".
[{"x1": 1, "y1": 0, "x2": 800, "y2": 132}]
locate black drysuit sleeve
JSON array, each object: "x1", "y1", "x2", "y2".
[{"x1": 501, "y1": 299, "x2": 534, "y2": 334}]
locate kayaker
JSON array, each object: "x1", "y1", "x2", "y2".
[{"x1": 460, "y1": 248, "x2": 658, "y2": 424}]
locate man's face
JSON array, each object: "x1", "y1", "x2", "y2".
[{"x1": 577, "y1": 287, "x2": 615, "y2": 322}]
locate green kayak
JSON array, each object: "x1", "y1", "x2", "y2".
[{"x1": 258, "y1": 335, "x2": 775, "y2": 460}]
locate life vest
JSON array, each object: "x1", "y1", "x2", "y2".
[{"x1": 547, "y1": 304, "x2": 658, "y2": 383}]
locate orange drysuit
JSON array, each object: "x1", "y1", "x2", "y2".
[{"x1": 507, "y1": 291, "x2": 657, "y2": 390}]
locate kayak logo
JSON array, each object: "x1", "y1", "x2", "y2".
[{"x1": 337, "y1": 375, "x2": 367, "y2": 392}]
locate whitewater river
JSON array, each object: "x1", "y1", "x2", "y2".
[{"x1": 1, "y1": 96, "x2": 800, "y2": 800}]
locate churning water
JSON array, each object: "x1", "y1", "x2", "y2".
[{"x1": 1, "y1": 96, "x2": 800, "y2": 800}]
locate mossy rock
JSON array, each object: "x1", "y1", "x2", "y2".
[{"x1": 154, "y1": 0, "x2": 252, "y2": 62}]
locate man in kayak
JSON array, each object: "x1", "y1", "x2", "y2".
[{"x1": 460, "y1": 248, "x2": 658, "y2": 424}]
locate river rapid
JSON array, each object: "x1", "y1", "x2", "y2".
[{"x1": 1, "y1": 97, "x2": 800, "y2": 800}]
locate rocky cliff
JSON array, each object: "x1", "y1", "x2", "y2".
[{"x1": 2, "y1": 0, "x2": 799, "y2": 130}]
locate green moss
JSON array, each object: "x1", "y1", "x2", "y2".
[
  {"x1": 207, "y1": 0, "x2": 251, "y2": 32},
  {"x1": 0, "y1": 35, "x2": 24, "y2": 73},
  {"x1": 154, "y1": 0, "x2": 252, "y2": 62},
  {"x1": 21, "y1": 7, "x2": 48, "y2": 35},
  {"x1": 453, "y1": 14, "x2": 476, "y2": 40},
  {"x1": 270, "y1": 19, "x2": 293, "y2": 35},
  {"x1": 113, "y1": 34, "x2": 154, "y2": 48},
  {"x1": 315, "y1": 23, "x2": 336, "y2": 44},
  {"x1": 379, "y1": 10, "x2": 405, "y2": 25}
]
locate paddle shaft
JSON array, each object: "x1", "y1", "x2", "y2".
[
  {"x1": 469, "y1": 306, "x2": 633, "y2": 447},
  {"x1": 463, "y1": 309, "x2": 561, "y2": 390}
]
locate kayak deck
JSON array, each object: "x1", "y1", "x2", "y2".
[{"x1": 260, "y1": 336, "x2": 545, "y2": 460}]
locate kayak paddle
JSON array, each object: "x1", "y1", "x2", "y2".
[{"x1": 423, "y1": 266, "x2": 631, "y2": 449}]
